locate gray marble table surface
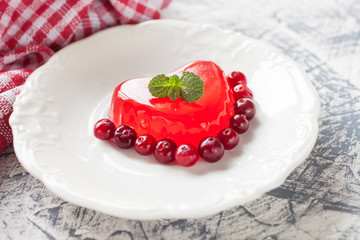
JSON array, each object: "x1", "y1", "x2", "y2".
[{"x1": 1, "y1": 0, "x2": 360, "y2": 239}]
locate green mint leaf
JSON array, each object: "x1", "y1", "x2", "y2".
[
  {"x1": 179, "y1": 71, "x2": 204, "y2": 103},
  {"x1": 148, "y1": 71, "x2": 204, "y2": 103},
  {"x1": 148, "y1": 74, "x2": 171, "y2": 98},
  {"x1": 168, "y1": 85, "x2": 180, "y2": 101},
  {"x1": 168, "y1": 75, "x2": 181, "y2": 100},
  {"x1": 169, "y1": 75, "x2": 181, "y2": 87}
]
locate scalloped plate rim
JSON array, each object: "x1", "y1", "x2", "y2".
[{"x1": 9, "y1": 19, "x2": 320, "y2": 219}]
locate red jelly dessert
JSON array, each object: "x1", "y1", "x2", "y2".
[{"x1": 108, "y1": 61, "x2": 235, "y2": 148}]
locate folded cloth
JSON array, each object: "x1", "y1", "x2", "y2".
[{"x1": 0, "y1": 0, "x2": 170, "y2": 153}]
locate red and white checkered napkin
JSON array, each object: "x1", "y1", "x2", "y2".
[{"x1": 0, "y1": 0, "x2": 170, "y2": 153}]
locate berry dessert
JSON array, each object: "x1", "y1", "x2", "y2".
[
  {"x1": 108, "y1": 61, "x2": 234, "y2": 147},
  {"x1": 94, "y1": 61, "x2": 256, "y2": 167}
]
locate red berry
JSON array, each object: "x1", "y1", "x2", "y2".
[
  {"x1": 113, "y1": 125, "x2": 137, "y2": 149},
  {"x1": 229, "y1": 114, "x2": 249, "y2": 134},
  {"x1": 175, "y1": 144, "x2": 199, "y2": 167},
  {"x1": 234, "y1": 98, "x2": 256, "y2": 120},
  {"x1": 198, "y1": 137, "x2": 225, "y2": 163},
  {"x1": 217, "y1": 128, "x2": 239, "y2": 150},
  {"x1": 154, "y1": 139, "x2": 177, "y2": 164},
  {"x1": 233, "y1": 84, "x2": 253, "y2": 100},
  {"x1": 227, "y1": 71, "x2": 247, "y2": 87},
  {"x1": 134, "y1": 134, "x2": 156, "y2": 155},
  {"x1": 94, "y1": 119, "x2": 116, "y2": 140}
]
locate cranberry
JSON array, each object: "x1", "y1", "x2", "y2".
[
  {"x1": 234, "y1": 98, "x2": 256, "y2": 120},
  {"x1": 233, "y1": 84, "x2": 253, "y2": 100},
  {"x1": 134, "y1": 134, "x2": 156, "y2": 155},
  {"x1": 154, "y1": 139, "x2": 177, "y2": 164},
  {"x1": 229, "y1": 114, "x2": 249, "y2": 134},
  {"x1": 227, "y1": 71, "x2": 247, "y2": 87},
  {"x1": 217, "y1": 128, "x2": 239, "y2": 150},
  {"x1": 198, "y1": 137, "x2": 225, "y2": 163},
  {"x1": 94, "y1": 119, "x2": 116, "y2": 140},
  {"x1": 175, "y1": 144, "x2": 199, "y2": 167},
  {"x1": 113, "y1": 125, "x2": 137, "y2": 149}
]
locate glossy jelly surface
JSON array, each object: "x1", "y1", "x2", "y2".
[{"x1": 108, "y1": 61, "x2": 235, "y2": 147}]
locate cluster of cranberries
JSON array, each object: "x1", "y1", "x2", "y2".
[{"x1": 94, "y1": 71, "x2": 256, "y2": 167}]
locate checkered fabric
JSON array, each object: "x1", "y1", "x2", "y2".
[{"x1": 0, "y1": 0, "x2": 170, "y2": 153}]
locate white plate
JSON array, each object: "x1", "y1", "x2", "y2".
[{"x1": 10, "y1": 20, "x2": 320, "y2": 219}]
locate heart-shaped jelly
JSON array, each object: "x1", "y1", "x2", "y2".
[{"x1": 108, "y1": 61, "x2": 235, "y2": 148}]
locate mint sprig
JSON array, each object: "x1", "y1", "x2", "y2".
[{"x1": 148, "y1": 72, "x2": 204, "y2": 103}]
